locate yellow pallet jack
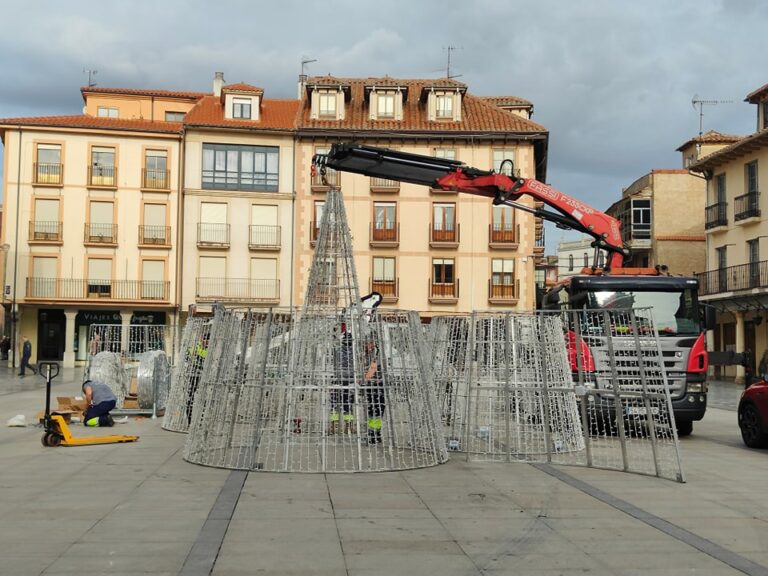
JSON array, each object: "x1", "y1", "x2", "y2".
[{"x1": 40, "y1": 362, "x2": 139, "y2": 447}]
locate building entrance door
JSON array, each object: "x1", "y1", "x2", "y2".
[{"x1": 37, "y1": 309, "x2": 65, "y2": 361}]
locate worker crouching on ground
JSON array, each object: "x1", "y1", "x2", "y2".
[
  {"x1": 82, "y1": 380, "x2": 116, "y2": 427},
  {"x1": 330, "y1": 323, "x2": 355, "y2": 434},
  {"x1": 364, "y1": 337, "x2": 385, "y2": 444}
]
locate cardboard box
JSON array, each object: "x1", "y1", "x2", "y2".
[
  {"x1": 57, "y1": 396, "x2": 88, "y2": 413},
  {"x1": 123, "y1": 398, "x2": 139, "y2": 409},
  {"x1": 129, "y1": 377, "x2": 138, "y2": 396}
]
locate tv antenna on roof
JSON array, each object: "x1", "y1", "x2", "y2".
[
  {"x1": 691, "y1": 94, "x2": 733, "y2": 139},
  {"x1": 444, "y1": 45, "x2": 463, "y2": 79},
  {"x1": 300, "y1": 57, "x2": 317, "y2": 80},
  {"x1": 83, "y1": 68, "x2": 98, "y2": 87}
]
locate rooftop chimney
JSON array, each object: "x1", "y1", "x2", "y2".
[
  {"x1": 298, "y1": 74, "x2": 307, "y2": 99},
  {"x1": 213, "y1": 72, "x2": 225, "y2": 97}
]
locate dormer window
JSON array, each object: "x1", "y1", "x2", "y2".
[
  {"x1": 318, "y1": 92, "x2": 337, "y2": 117},
  {"x1": 233, "y1": 97, "x2": 251, "y2": 119},
  {"x1": 377, "y1": 92, "x2": 395, "y2": 118},
  {"x1": 97, "y1": 106, "x2": 119, "y2": 118},
  {"x1": 436, "y1": 94, "x2": 453, "y2": 119},
  {"x1": 763, "y1": 101, "x2": 768, "y2": 129}
]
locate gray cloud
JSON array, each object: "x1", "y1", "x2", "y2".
[{"x1": 1, "y1": 0, "x2": 764, "y2": 252}]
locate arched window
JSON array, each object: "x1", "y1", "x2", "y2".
[
  {"x1": 568, "y1": 254, "x2": 574, "y2": 271},
  {"x1": 583, "y1": 253, "x2": 589, "y2": 268}
]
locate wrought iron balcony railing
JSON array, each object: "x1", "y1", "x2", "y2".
[
  {"x1": 142, "y1": 168, "x2": 170, "y2": 190},
  {"x1": 312, "y1": 169, "x2": 338, "y2": 189},
  {"x1": 84, "y1": 223, "x2": 118, "y2": 244},
  {"x1": 26, "y1": 278, "x2": 169, "y2": 301},
  {"x1": 430, "y1": 279, "x2": 459, "y2": 300},
  {"x1": 696, "y1": 260, "x2": 768, "y2": 296},
  {"x1": 88, "y1": 165, "x2": 117, "y2": 187},
  {"x1": 489, "y1": 279, "x2": 519, "y2": 301},
  {"x1": 370, "y1": 177, "x2": 400, "y2": 192},
  {"x1": 734, "y1": 191, "x2": 760, "y2": 221},
  {"x1": 34, "y1": 162, "x2": 63, "y2": 185},
  {"x1": 489, "y1": 223, "x2": 517, "y2": 245},
  {"x1": 195, "y1": 278, "x2": 280, "y2": 302},
  {"x1": 29, "y1": 221, "x2": 63, "y2": 242},
  {"x1": 372, "y1": 279, "x2": 398, "y2": 299},
  {"x1": 197, "y1": 223, "x2": 230, "y2": 247},
  {"x1": 370, "y1": 223, "x2": 399, "y2": 244},
  {"x1": 139, "y1": 225, "x2": 171, "y2": 246},
  {"x1": 248, "y1": 225, "x2": 281, "y2": 249},
  {"x1": 705, "y1": 202, "x2": 728, "y2": 229},
  {"x1": 430, "y1": 223, "x2": 460, "y2": 245}
]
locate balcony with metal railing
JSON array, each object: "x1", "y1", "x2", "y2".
[
  {"x1": 248, "y1": 225, "x2": 281, "y2": 250},
  {"x1": 29, "y1": 221, "x2": 63, "y2": 243},
  {"x1": 139, "y1": 225, "x2": 171, "y2": 247},
  {"x1": 88, "y1": 165, "x2": 117, "y2": 188},
  {"x1": 311, "y1": 168, "x2": 339, "y2": 192},
  {"x1": 488, "y1": 279, "x2": 519, "y2": 304},
  {"x1": 696, "y1": 260, "x2": 768, "y2": 296},
  {"x1": 370, "y1": 177, "x2": 400, "y2": 193},
  {"x1": 734, "y1": 191, "x2": 760, "y2": 222},
  {"x1": 705, "y1": 202, "x2": 728, "y2": 230},
  {"x1": 370, "y1": 223, "x2": 399, "y2": 247},
  {"x1": 142, "y1": 168, "x2": 170, "y2": 190},
  {"x1": 489, "y1": 223, "x2": 518, "y2": 248},
  {"x1": 429, "y1": 278, "x2": 459, "y2": 303},
  {"x1": 195, "y1": 278, "x2": 280, "y2": 303},
  {"x1": 26, "y1": 278, "x2": 170, "y2": 302},
  {"x1": 33, "y1": 163, "x2": 63, "y2": 186},
  {"x1": 84, "y1": 223, "x2": 118, "y2": 245},
  {"x1": 429, "y1": 223, "x2": 460, "y2": 248},
  {"x1": 371, "y1": 279, "x2": 399, "y2": 302},
  {"x1": 534, "y1": 224, "x2": 546, "y2": 254},
  {"x1": 197, "y1": 223, "x2": 230, "y2": 248}
]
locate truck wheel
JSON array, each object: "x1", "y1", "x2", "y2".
[
  {"x1": 676, "y1": 420, "x2": 693, "y2": 437},
  {"x1": 739, "y1": 403, "x2": 768, "y2": 448}
]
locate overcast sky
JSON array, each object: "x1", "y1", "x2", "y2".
[{"x1": 1, "y1": 0, "x2": 764, "y2": 253}]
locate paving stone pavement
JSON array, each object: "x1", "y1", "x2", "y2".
[{"x1": 0, "y1": 366, "x2": 766, "y2": 576}]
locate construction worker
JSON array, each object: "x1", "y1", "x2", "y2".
[
  {"x1": 186, "y1": 331, "x2": 209, "y2": 426},
  {"x1": 82, "y1": 380, "x2": 116, "y2": 427},
  {"x1": 329, "y1": 323, "x2": 355, "y2": 434},
  {"x1": 364, "y1": 336, "x2": 385, "y2": 444}
]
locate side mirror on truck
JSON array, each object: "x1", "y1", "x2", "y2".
[{"x1": 701, "y1": 304, "x2": 716, "y2": 331}]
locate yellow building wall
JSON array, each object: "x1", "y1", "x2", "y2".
[{"x1": 84, "y1": 94, "x2": 198, "y2": 121}]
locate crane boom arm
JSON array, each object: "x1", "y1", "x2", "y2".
[{"x1": 313, "y1": 143, "x2": 628, "y2": 270}]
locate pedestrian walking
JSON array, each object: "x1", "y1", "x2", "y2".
[
  {"x1": 0, "y1": 336, "x2": 10, "y2": 361},
  {"x1": 18, "y1": 336, "x2": 36, "y2": 376}
]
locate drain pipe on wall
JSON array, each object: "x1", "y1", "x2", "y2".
[
  {"x1": 11, "y1": 126, "x2": 22, "y2": 368},
  {"x1": 174, "y1": 129, "x2": 186, "y2": 355}
]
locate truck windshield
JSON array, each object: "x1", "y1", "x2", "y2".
[{"x1": 586, "y1": 289, "x2": 699, "y2": 335}]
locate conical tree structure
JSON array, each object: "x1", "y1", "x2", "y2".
[{"x1": 183, "y1": 189, "x2": 447, "y2": 472}]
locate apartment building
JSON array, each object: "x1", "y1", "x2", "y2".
[
  {"x1": 179, "y1": 74, "x2": 297, "y2": 314},
  {"x1": 605, "y1": 167, "x2": 707, "y2": 276},
  {"x1": 689, "y1": 82, "x2": 768, "y2": 382},
  {"x1": 556, "y1": 236, "x2": 602, "y2": 279},
  {"x1": 294, "y1": 76, "x2": 548, "y2": 316},
  {"x1": 0, "y1": 88, "x2": 199, "y2": 366}
]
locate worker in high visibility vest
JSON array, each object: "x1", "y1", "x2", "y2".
[
  {"x1": 186, "y1": 332, "x2": 209, "y2": 426},
  {"x1": 363, "y1": 336, "x2": 385, "y2": 444},
  {"x1": 329, "y1": 323, "x2": 355, "y2": 434}
]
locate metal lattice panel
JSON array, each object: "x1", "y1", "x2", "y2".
[
  {"x1": 183, "y1": 190, "x2": 447, "y2": 472},
  {"x1": 429, "y1": 308, "x2": 684, "y2": 482},
  {"x1": 162, "y1": 317, "x2": 211, "y2": 432},
  {"x1": 137, "y1": 350, "x2": 171, "y2": 412}
]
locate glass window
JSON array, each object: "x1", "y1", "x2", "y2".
[
  {"x1": 632, "y1": 199, "x2": 651, "y2": 239},
  {"x1": 746, "y1": 161, "x2": 758, "y2": 194},
  {"x1": 319, "y1": 92, "x2": 336, "y2": 116},
  {"x1": 433, "y1": 258, "x2": 455, "y2": 283},
  {"x1": 233, "y1": 97, "x2": 251, "y2": 119},
  {"x1": 433, "y1": 203, "x2": 455, "y2": 230},
  {"x1": 436, "y1": 93, "x2": 453, "y2": 118},
  {"x1": 493, "y1": 149, "x2": 515, "y2": 175},
  {"x1": 36, "y1": 144, "x2": 62, "y2": 184},
  {"x1": 373, "y1": 257, "x2": 395, "y2": 282},
  {"x1": 377, "y1": 92, "x2": 395, "y2": 117},
  {"x1": 491, "y1": 259, "x2": 514, "y2": 285},
  {"x1": 374, "y1": 203, "x2": 396, "y2": 229},
  {"x1": 202, "y1": 144, "x2": 279, "y2": 192},
  {"x1": 715, "y1": 173, "x2": 726, "y2": 204},
  {"x1": 583, "y1": 253, "x2": 589, "y2": 268},
  {"x1": 97, "y1": 106, "x2": 119, "y2": 118},
  {"x1": 568, "y1": 254, "x2": 574, "y2": 272},
  {"x1": 165, "y1": 111, "x2": 185, "y2": 122},
  {"x1": 763, "y1": 102, "x2": 768, "y2": 130},
  {"x1": 144, "y1": 150, "x2": 167, "y2": 189},
  {"x1": 434, "y1": 148, "x2": 456, "y2": 160},
  {"x1": 587, "y1": 288, "x2": 700, "y2": 336},
  {"x1": 92, "y1": 146, "x2": 115, "y2": 168}
]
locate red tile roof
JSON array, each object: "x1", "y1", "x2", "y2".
[
  {"x1": 689, "y1": 128, "x2": 768, "y2": 172},
  {"x1": 0, "y1": 114, "x2": 182, "y2": 134},
  {"x1": 184, "y1": 96, "x2": 298, "y2": 130},
  {"x1": 223, "y1": 83, "x2": 264, "y2": 94},
  {"x1": 745, "y1": 82, "x2": 768, "y2": 103},
  {"x1": 482, "y1": 96, "x2": 533, "y2": 107},
  {"x1": 80, "y1": 86, "x2": 207, "y2": 101},
  {"x1": 676, "y1": 130, "x2": 742, "y2": 151},
  {"x1": 297, "y1": 77, "x2": 546, "y2": 134}
]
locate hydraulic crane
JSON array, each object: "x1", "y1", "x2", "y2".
[{"x1": 312, "y1": 143, "x2": 630, "y2": 272}]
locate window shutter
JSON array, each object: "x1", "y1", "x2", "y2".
[
  {"x1": 251, "y1": 204, "x2": 277, "y2": 225},
  {"x1": 90, "y1": 201, "x2": 113, "y2": 224},
  {"x1": 88, "y1": 258, "x2": 112, "y2": 280},
  {"x1": 35, "y1": 199, "x2": 58, "y2": 222},
  {"x1": 250, "y1": 258, "x2": 277, "y2": 280},
  {"x1": 199, "y1": 256, "x2": 226, "y2": 278},
  {"x1": 144, "y1": 204, "x2": 166, "y2": 226},
  {"x1": 369, "y1": 92, "x2": 377, "y2": 121},
  {"x1": 201, "y1": 202, "x2": 227, "y2": 223}
]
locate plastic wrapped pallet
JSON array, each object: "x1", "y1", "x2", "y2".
[
  {"x1": 137, "y1": 350, "x2": 171, "y2": 411},
  {"x1": 87, "y1": 351, "x2": 127, "y2": 408}
]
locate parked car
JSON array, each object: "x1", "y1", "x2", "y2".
[{"x1": 738, "y1": 380, "x2": 768, "y2": 448}]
